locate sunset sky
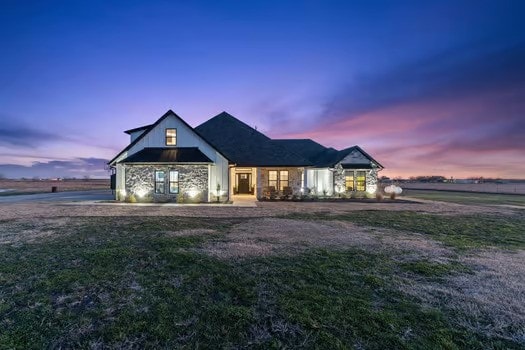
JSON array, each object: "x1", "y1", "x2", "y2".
[{"x1": 1, "y1": 0, "x2": 524, "y2": 179}]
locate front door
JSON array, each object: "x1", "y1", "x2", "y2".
[{"x1": 237, "y1": 173, "x2": 251, "y2": 194}]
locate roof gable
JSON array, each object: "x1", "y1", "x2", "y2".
[{"x1": 109, "y1": 110, "x2": 230, "y2": 165}]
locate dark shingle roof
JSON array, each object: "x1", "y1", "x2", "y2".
[
  {"x1": 119, "y1": 147, "x2": 212, "y2": 163},
  {"x1": 195, "y1": 112, "x2": 312, "y2": 167},
  {"x1": 272, "y1": 139, "x2": 327, "y2": 163},
  {"x1": 124, "y1": 124, "x2": 152, "y2": 134}
]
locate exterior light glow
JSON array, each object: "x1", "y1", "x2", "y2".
[
  {"x1": 366, "y1": 185, "x2": 377, "y2": 194},
  {"x1": 135, "y1": 189, "x2": 147, "y2": 198},
  {"x1": 187, "y1": 189, "x2": 200, "y2": 198}
]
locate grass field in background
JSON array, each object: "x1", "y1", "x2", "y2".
[{"x1": 403, "y1": 189, "x2": 525, "y2": 206}]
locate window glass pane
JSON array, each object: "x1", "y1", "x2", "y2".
[
  {"x1": 155, "y1": 171, "x2": 165, "y2": 181},
  {"x1": 279, "y1": 171, "x2": 288, "y2": 180},
  {"x1": 166, "y1": 129, "x2": 177, "y2": 145},
  {"x1": 155, "y1": 182, "x2": 165, "y2": 194},
  {"x1": 345, "y1": 172, "x2": 354, "y2": 191},
  {"x1": 169, "y1": 170, "x2": 179, "y2": 194},
  {"x1": 356, "y1": 171, "x2": 366, "y2": 191},
  {"x1": 269, "y1": 171, "x2": 277, "y2": 180}
]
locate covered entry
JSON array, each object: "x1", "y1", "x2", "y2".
[
  {"x1": 236, "y1": 173, "x2": 251, "y2": 194},
  {"x1": 231, "y1": 167, "x2": 257, "y2": 196}
]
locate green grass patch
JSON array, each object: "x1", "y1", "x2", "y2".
[
  {"x1": 0, "y1": 215, "x2": 522, "y2": 348},
  {"x1": 403, "y1": 189, "x2": 525, "y2": 206},
  {"x1": 285, "y1": 210, "x2": 525, "y2": 250},
  {"x1": 400, "y1": 260, "x2": 470, "y2": 278}
]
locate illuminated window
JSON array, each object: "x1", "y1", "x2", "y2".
[
  {"x1": 279, "y1": 170, "x2": 289, "y2": 191},
  {"x1": 165, "y1": 129, "x2": 177, "y2": 145},
  {"x1": 169, "y1": 170, "x2": 179, "y2": 194},
  {"x1": 268, "y1": 171, "x2": 277, "y2": 189},
  {"x1": 155, "y1": 170, "x2": 165, "y2": 194},
  {"x1": 345, "y1": 172, "x2": 354, "y2": 191},
  {"x1": 356, "y1": 171, "x2": 366, "y2": 191}
]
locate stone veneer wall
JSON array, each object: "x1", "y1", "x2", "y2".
[
  {"x1": 124, "y1": 164, "x2": 208, "y2": 202},
  {"x1": 258, "y1": 167, "x2": 302, "y2": 198},
  {"x1": 333, "y1": 163, "x2": 379, "y2": 194}
]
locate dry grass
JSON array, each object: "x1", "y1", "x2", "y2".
[
  {"x1": 399, "y1": 250, "x2": 525, "y2": 345},
  {"x1": 0, "y1": 197, "x2": 518, "y2": 221}
]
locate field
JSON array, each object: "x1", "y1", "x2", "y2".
[
  {"x1": 404, "y1": 189, "x2": 525, "y2": 207},
  {"x1": 400, "y1": 182, "x2": 525, "y2": 194},
  {"x1": 0, "y1": 197, "x2": 524, "y2": 348},
  {"x1": 0, "y1": 179, "x2": 110, "y2": 195}
]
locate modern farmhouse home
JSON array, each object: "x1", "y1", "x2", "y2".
[{"x1": 108, "y1": 110, "x2": 383, "y2": 202}]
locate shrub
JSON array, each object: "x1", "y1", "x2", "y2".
[
  {"x1": 376, "y1": 192, "x2": 384, "y2": 202},
  {"x1": 390, "y1": 192, "x2": 397, "y2": 200},
  {"x1": 126, "y1": 194, "x2": 137, "y2": 203},
  {"x1": 355, "y1": 191, "x2": 367, "y2": 199}
]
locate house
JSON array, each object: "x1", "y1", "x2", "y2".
[{"x1": 108, "y1": 110, "x2": 383, "y2": 202}]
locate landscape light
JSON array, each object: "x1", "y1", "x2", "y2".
[
  {"x1": 135, "y1": 188, "x2": 147, "y2": 198},
  {"x1": 187, "y1": 189, "x2": 200, "y2": 198}
]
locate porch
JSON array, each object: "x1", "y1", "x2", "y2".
[{"x1": 229, "y1": 166, "x2": 305, "y2": 200}]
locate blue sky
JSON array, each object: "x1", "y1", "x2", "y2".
[{"x1": 1, "y1": 0, "x2": 524, "y2": 178}]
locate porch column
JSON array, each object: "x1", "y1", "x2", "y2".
[{"x1": 256, "y1": 168, "x2": 262, "y2": 198}]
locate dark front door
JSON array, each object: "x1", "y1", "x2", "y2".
[{"x1": 237, "y1": 173, "x2": 251, "y2": 194}]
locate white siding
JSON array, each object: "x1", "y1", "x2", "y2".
[
  {"x1": 114, "y1": 113, "x2": 229, "y2": 201},
  {"x1": 129, "y1": 130, "x2": 146, "y2": 143},
  {"x1": 340, "y1": 149, "x2": 372, "y2": 166},
  {"x1": 305, "y1": 168, "x2": 333, "y2": 195}
]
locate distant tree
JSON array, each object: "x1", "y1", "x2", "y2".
[{"x1": 0, "y1": 173, "x2": 5, "y2": 180}]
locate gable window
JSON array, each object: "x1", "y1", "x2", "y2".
[
  {"x1": 268, "y1": 171, "x2": 278, "y2": 189},
  {"x1": 165, "y1": 128, "x2": 177, "y2": 145},
  {"x1": 155, "y1": 170, "x2": 165, "y2": 194},
  {"x1": 279, "y1": 170, "x2": 289, "y2": 191},
  {"x1": 356, "y1": 171, "x2": 366, "y2": 191},
  {"x1": 169, "y1": 170, "x2": 179, "y2": 194},
  {"x1": 345, "y1": 172, "x2": 354, "y2": 191}
]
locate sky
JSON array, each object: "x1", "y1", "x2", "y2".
[{"x1": 0, "y1": 0, "x2": 524, "y2": 179}]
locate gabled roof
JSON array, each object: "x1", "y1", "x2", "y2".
[
  {"x1": 108, "y1": 110, "x2": 230, "y2": 165},
  {"x1": 311, "y1": 145, "x2": 384, "y2": 168},
  {"x1": 119, "y1": 147, "x2": 212, "y2": 163},
  {"x1": 195, "y1": 112, "x2": 312, "y2": 167},
  {"x1": 124, "y1": 124, "x2": 152, "y2": 135},
  {"x1": 272, "y1": 139, "x2": 327, "y2": 163}
]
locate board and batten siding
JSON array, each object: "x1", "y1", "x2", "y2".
[
  {"x1": 114, "y1": 114, "x2": 229, "y2": 201},
  {"x1": 305, "y1": 168, "x2": 334, "y2": 195}
]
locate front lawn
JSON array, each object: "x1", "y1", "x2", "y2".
[{"x1": 0, "y1": 213, "x2": 523, "y2": 348}]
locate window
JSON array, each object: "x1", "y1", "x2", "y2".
[
  {"x1": 169, "y1": 170, "x2": 179, "y2": 194},
  {"x1": 345, "y1": 172, "x2": 354, "y2": 191},
  {"x1": 268, "y1": 171, "x2": 277, "y2": 189},
  {"x1": 356, "y1": 171, "x2": 366, "y2": 191},
  {"x1": 165, "y1": 128, "x2": 177, "y2": 145},
  {"x1": 279, "y1": 170, "x2": 289, "y2": 191},
  {"x1": 155, "y1": 170, "x2": 165, "y2": 194}
]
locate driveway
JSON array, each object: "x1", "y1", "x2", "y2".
[{"x1": 0, "y1": 190, "x2": 114, "y2": 203}]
